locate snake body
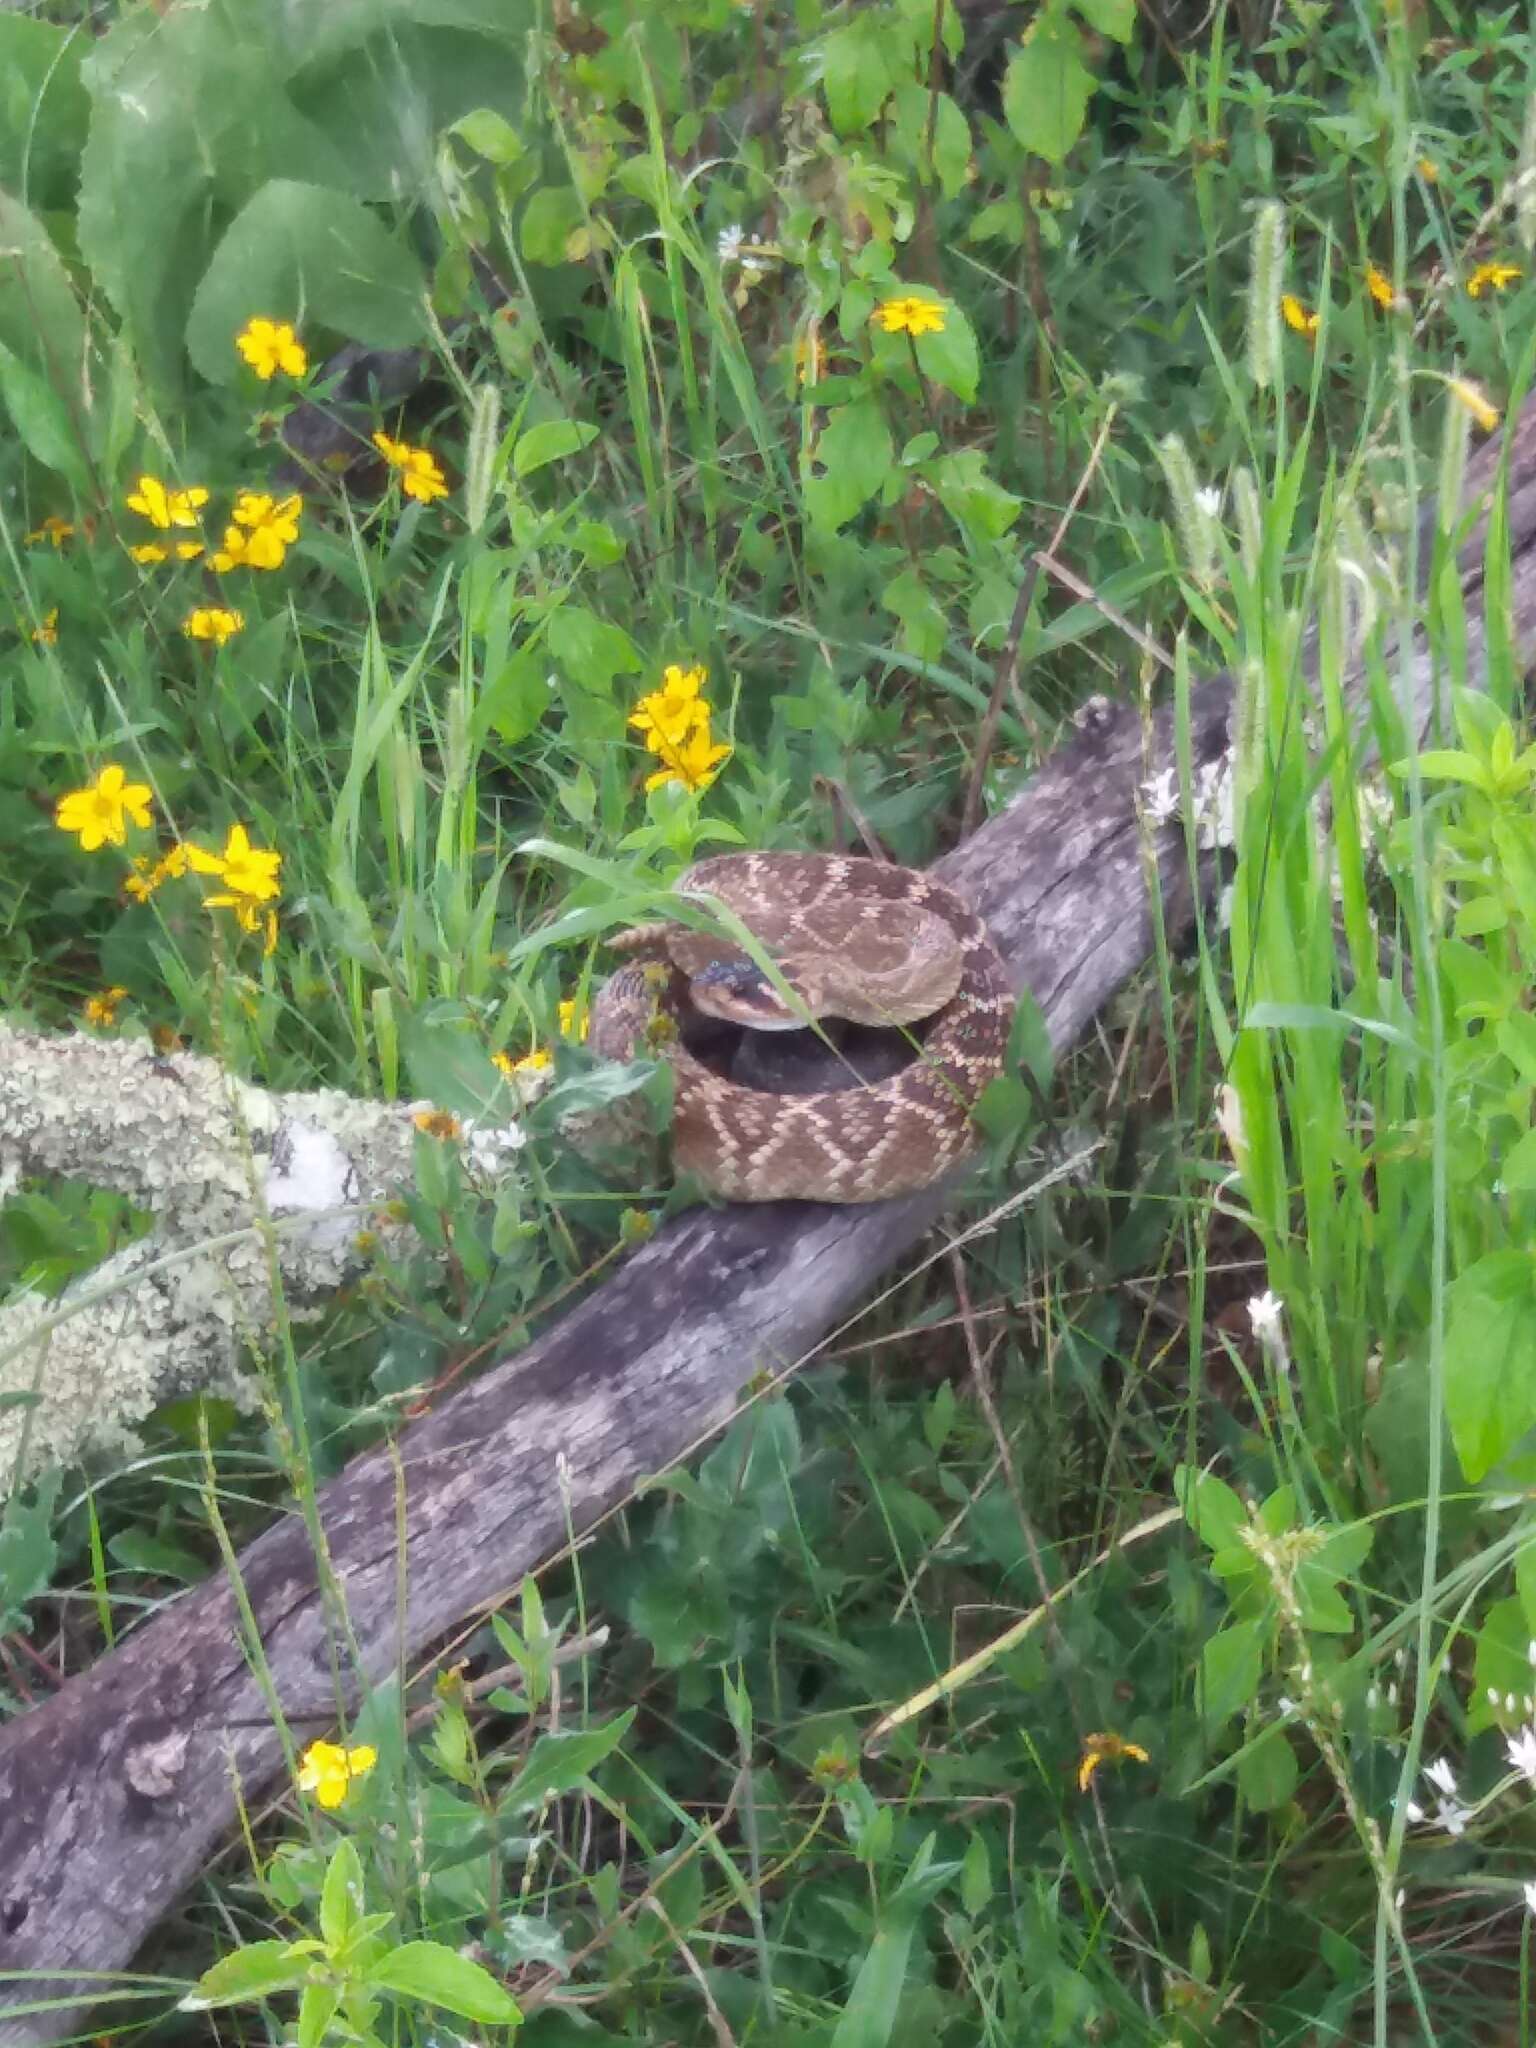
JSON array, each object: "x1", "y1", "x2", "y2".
[{"x1": 589, "y1": 853, "x2": 1011, "y2": 1203}]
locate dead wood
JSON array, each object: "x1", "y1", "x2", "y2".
[{"x1": 0, "y1": 399, "x2": 1532, "y2": 2043}]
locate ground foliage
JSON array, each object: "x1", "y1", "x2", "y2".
[{"x1": 4, "y1": 0, "x2": 1536, "y2": 2042}]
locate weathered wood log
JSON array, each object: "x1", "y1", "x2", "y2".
[{"x1": 0, "y1": 398, "x2": 1530, "y2": 2043}]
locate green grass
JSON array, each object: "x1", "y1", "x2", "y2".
[{"x1": 6, "y1": 0, "x2": 1536, "y2": 2041}]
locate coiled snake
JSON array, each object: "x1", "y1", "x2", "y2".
[{"x1": 589, "y1": 852, "x2": 1012, "y2": 1202}]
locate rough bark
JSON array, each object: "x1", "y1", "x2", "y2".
[{"x1": 0, "y1": 399, "x2": 1531, "y2": 2041}]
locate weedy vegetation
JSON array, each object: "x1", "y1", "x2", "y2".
[{"x1": 4, "y1": 0, "x2": 1536, "y2": 2041}]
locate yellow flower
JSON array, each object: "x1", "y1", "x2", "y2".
[
  {"x1": 1417, "y1": 157, "x2": 1439, "y2": 184},
  {"x1": 1467, "y1": 261, "x2": 1521, "y2": 298},
  {"x1": 643, "y1": 721, "x2": 732, "y2": 794},
  {"x1": 83, "y1": 986, "x2": 130, "y2": 1028},
  {"x1": 1077, "y1": 1731, "x2": 1150, "y2": 1794},
  {"x1": 124, "y1": 843, "x2": 189, "y2": 903},
  {"x1": 557, "y1": 997, "x2": 589, "y2": 1043},
  {"x1": 235, "y1": 317, "x2": 308, "y2": 381},
  {"x1": 128, "y1": 540, "x2": 204, "y2": 565},
  {"x1": 185, "y1": 822, "x2": 282, "y2": 902},
  {"x1": 503, "y1": 1045, "x2": 553, "y2": 1078},
  {"x1": 499, "y1": 996, "x2": 589, "y2": 1079},
  {"x1": 25, "y1": 516, "x2": 74, "y2": 548},
  {"x1": 1280, "y1": 294, "x2": 1319, "y2": 338},
  {"x1": 183, "y1": 606, "x2": 245, "y2": 645},
  {"x1": 413, "y1": 1108, "x2": 462, "y2": 1140},
  {"x1": 125, "y1": 475, "x2": 209, "y2": 530},
  {"x1": 55, "y1": 764, "x2": 154, "y2": 852},
  {"x1": 296, "y1": 1738, "x2": 377, "y2": 1810},
  {"x1": 873, "y1": 295, "x2": 947, "y2": 337},
  {"x1": 629, "y1": 665, "x2": 711, "y2": 750},
  {"x1": 31, "y1": 608, "x2": 58, "y2": 646},
  {"x1": 1364, "y1": 264, "x2": 1398, "y2": 310},
  {"x1": 372, "y1": 431, "x2": 450, "y2": 504},
  {"x1": 1447, "y1": 376, "x2": 1500, "y2": 433},
  {"x1": 232, "y1": 491, "x2": 302, "y2": 539}
]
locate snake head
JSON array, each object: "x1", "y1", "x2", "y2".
[{"x1": 688, "y1": 957, "x2": 814, "y2": 1031}]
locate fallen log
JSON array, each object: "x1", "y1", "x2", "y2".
[{"x1": 0, "y1": 397, "x2": 1530, "y2": 2043}]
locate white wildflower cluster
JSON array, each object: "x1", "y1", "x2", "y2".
[
  {"x1": 1139, "y1": 754, "x2": 1236, "y2": 850},
  {"x1": 716, "y1": 223, "x2": 770, "y2": 281},
  {"x1": 1397, "y1": 1639, "x2": 1536, "y2": 1915},
  {"x1": 0, "y1": 1025, "x2": 527, "y2": 1475}
]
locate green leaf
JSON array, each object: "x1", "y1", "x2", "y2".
[
  {"x1": 819, "y1": 19, "x2": 898, "y2": 134},
  {"x1": 450, "y1": 105, "x2": 526, "y2": 166},
  {"x1": 0, "y1": 21, "x2": 91, "y2": 209},
  {"x1": 0, "y1": 340, "x2": 88, "y2": 491},
  {"x1": 480, "y1": 652, "x2": 551, "y2": 745},
  {"x1": 186, "y1": 179, "x2": 425, "y2": 383},
  {"x1": 1002, "y1": 10, "x2": 1095, "y2": 164},
  {"x1": 905, "y1": 303, "x2": 980, "y2": 404},
  {"x1": 1392, "y1": 748, "x2": 1489, "y2": 791},
  {"x1": 319, "y1": 1837, "x2": 364, "y2": 1952},
  {"x1": 959, "y1": 1830, "x2": 991, "y2": 1917},
  {"x1": 521, "y1": 185, "x2": 586, "y2": 265},
  {"x1": 1174, "y1": 1465, "x2": 1248, "y2": 1553},
  {"x1": 503, "y1": 1711, "x2": 635, "y2": 1808},
  {"x1": 1073, "y1": 0, "x2": 1136, "y2": 40},
  {"x1": 545, "y1": 605, "x2": 643, "y2": 693},
  {"x1": 0, "y1": 190, "x2": 85, "y2": 385},
  {"x1": 1199, "y1": 1620, "x2": 1263, "y2": 1733},
  {"x1": 513, "y1": 418, "x2": 601, "y2": 477},
  {"x1": 830, "y1": 1837, "x2": 953, "y2": 2048},
  {"x1": 925, "y1": 447, "x2": 1021, "y2": 540},
  {"x1": 1237, "y1": 1725, "x2": 1297, "y2": 1812},
  {"x1": 0, "y1": 1470, "x2": 59, "y2": 1634},
  {"x1": 367, "y1": 1941, "x2": 522, "y2": 2024},
  {"x1": 1503, "y1": 1128, "x2": 1536, "y2": 1192},
  {"x1": 804, "y1": 398, "x2": 894, "y2": 534},
  {"x1": 1498, "y1": 1010, "x2": 1536, "y2": 1086},
  {"x1": 180, "y1": 1940, "x2": 313, "y2": 2011},
  {"x1": 1446, "y1": 1250, "x2": 1536, "y2": 1481},
  {"x1": 295, "y1": 1980, "x2": 342, "y2": 2048}
]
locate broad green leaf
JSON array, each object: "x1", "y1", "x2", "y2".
[
  {"x1": 319, "y1": 1837, "x2": 364, "y2": 1952},
  {"x1": 1237, "y1": 1725, "x2": 1297, "y2": 1813},
  {"x1": 819, "y1": 20, "x2": 898, "y2": 134},
  {"x1": 503, "y1": 1711, "x2": 635, "y2": 1808},
  {"x1": 1174, "y1": 1465, "x2": 1248, "y2": 1552},
  {"x1": 450, "y1": 105, "x2": 526, "y2": 165},
  {"x1": 1502, "y1": 1127, "x2": 1536, "y2": 1192},
  {"x1": 0, "y1": 341, "x2": 89, "y2": 491},
  {"x1": 804, "y1": 398, "x2": 894, "y2": 534},
  {"x1": 1445, "y1": 1250, "x2": 1536, "y2": 1481},
  {"x1": 829, "y1": 1837, "x2": 953, "y2": 2048},
  {"x1": 296, "y1": 1980, "x2": 342, "y2": 2048},
  {"x1": 1002, "y1": 11, "x2": 1095, "y2": 165},
  {"x1": 1497, "y1": 1009, "x2": 1536, "y2": 1086},
  {"x1": 1073, "y1": 0, "x2": 1136, "y2": 40},
  {"x1": 925, "y1": 447, "x2": 1021, "y2": 540},
  {"x1": 0, "y1": 20, "x2": 91, "y2": 208},
  {"x1": 0, "y1": 191, "x2": 84, "y2": 383},
  {"x1": 1199, "y1": 1620, "x2": 1263, "y2": 1733},
  {"x1": 1472, "y1": 1595, "x2": 1533, "y2": 1722},
  {"x1": 906, "y1": 302, "x2": 980, "y2": 404},
  {"x1": 513, "y1": 418, "x2": 601, "y2": 477},
  {"x1": 180, "y1": 1939, "x2": 313, "y2": 2011},
  {"x1": 521, "y1": 186, "x2": 586, "y2": 265},
  {"x1": 367, "y1": 1941, "x2": 522, "y2": 2024},
  {"x1": 545, "y1": 605, "x2": 643, "y2": 692},
  {"x1": 186, "y1": 179, "x2": 425, "y2": 383},
  {"x1": 480, "y1": 653, "x2": 551, "y2": 745},
  {"x1": 1391, "y1": 748, "x2": 1488, "y2": 790},
  {"x1": 0, "y1": 1470, "x2": 59, "y2": 1634}
]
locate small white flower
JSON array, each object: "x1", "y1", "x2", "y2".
[
  {"x1": 1424, "y1": 1756, "x2": 1458, "y2": 1797},
  {"x1": 1489, "y1": 1688, "x2": 1503, "y2": 1706},
  {"x1": 1524, "y1": 1880, "x2": 1536, "y2": 1916},
  {"x1": 1404, "y1": 1798, "x2": 1424, "y2": 1823},
  {"x1": 1527, "y1": 1638, "x2": 1536, "y2": 1669},
  {"x1": 1277, "y1": 1695, "x2": 1297, "y2": 1719},
  {"x1": 1248, "y1": 1291, "x2": 1284, "y2": 1339},
  {"x1": 717, "y1": 224, "x2": 745, "y2": 264},
  {"x1": 1195, "y1": 485, "x2": 1222, "y2": 517},
  {"x1": 1507, "y1": 1726, "x2": 1536, "y2": 1785},
  {"x1": 1366, "y1": 1684, "x2": 1380, "y2": 1711},
  {"x1": 1434, "y1": 1796, "x2": 1471, "y2": 1837},
  {"x1": 1140, "y1": 765, "x2": 1180, "y2": 825},
  {"x1": 1508, "y1": 1692, "x2": 1520, "y2": 1715}
]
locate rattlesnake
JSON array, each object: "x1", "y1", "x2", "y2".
[{"x1": 588, "y1": 853, "x2": 1012, "y2": 1202}]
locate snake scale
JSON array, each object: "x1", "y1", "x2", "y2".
[{"x1": 588, "y1": 852, "x2": 1012, "y2": 1202}]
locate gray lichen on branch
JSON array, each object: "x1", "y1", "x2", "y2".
[{"x1": 0, "y1": 1026, "x2": 522, "y2": 1475}]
